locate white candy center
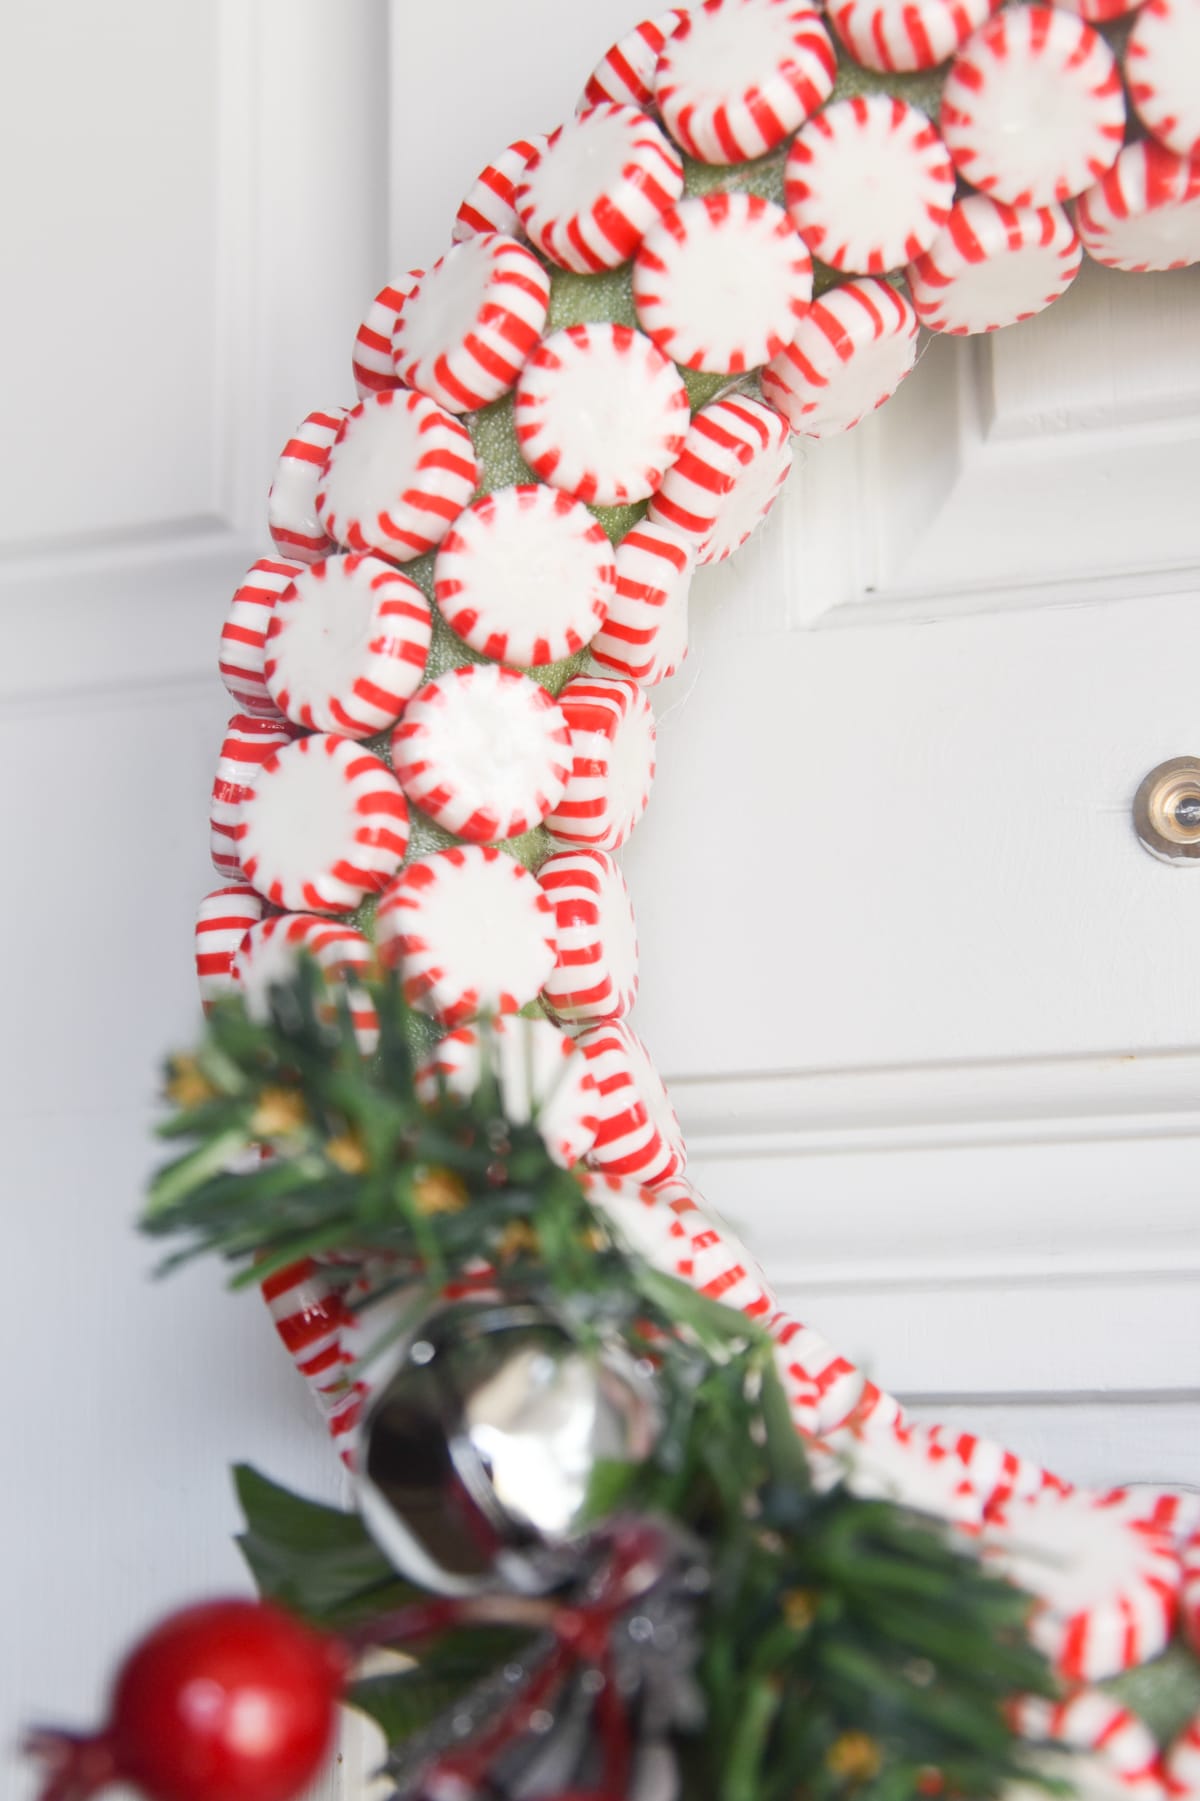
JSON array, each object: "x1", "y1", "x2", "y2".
[
  {"x1": 320, "y1": 404, "x2": 420, "y2": 535},
  {"x1": 244, "y1": 744, "x2": 353, "y2": 881},
  {"x1": 531, "y1": 110, "x2": 644, "y2": 218},
  {"x1": 666, "y1": 6, "x2": 799, "y2": 95},
  {"x1": 273, "y1": 561, "x2": 378, "y2": 702},
  {"x1": 416, "y1": 676, "x2": 565, "y2": 822},
  {"x1": 450, "y1": 495, "x2": 610, "y2": 654},
  {"x1": 401, "y1": 238, "x2": 494, "y2": 366},
  {"x1": 428, "y1": 856, "x2": 554, "y2": 1003}
]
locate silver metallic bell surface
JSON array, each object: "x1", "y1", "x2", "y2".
[{"x1": 354, "y1": 1298, "x2": 661, "y2": 1597}]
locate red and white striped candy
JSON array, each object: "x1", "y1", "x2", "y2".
[
  {"x1": 234, "y1": 914, "x2": 379, "y2": 1053},
  {"x1": 770, "y1": 1312, "x2": 871, "y2": 1434},
  {"x1": 417, "y1": 1015, "x2": 599, "y2": 1168},
  {"x1": 263, "y1": 554, "x2": 431, "y2": 738},
  {"x1": 922, "y1": 1424, "x2": 1065, "y2": 1519},
  {"x1": 261, "y1": 1260, "x2": 358, "y2": 1421},
  {"x1": 267, "y1": 409, "x2": 348, "y2": 563},
  {"x1": 353, "y1": 272, "x2": 422, "y2": 398},
  {"x1": 633, "y1": 192, "x2": 813, "y2": 374},
  {"x1": 785, "y1": 97, "x2": 955, "y2": 274},
  {"x1": 315, "y1": 390, "x2": 479, "y2": 563},
  {"x1": 219, "y1": 559, "x2": 302, "y2": 718},
  {"x1": 194, "y1": 884, "x2": 265, "y2": 1009},
  {"x1": 654, "y1": 0, "x2": 836, "y2": 165},
  {"x1": 814, "y1": 1416, "x2": 984, "y2": 1527},
  {"x1": 1077, "y1": 140, "x2": 1200, "y2": 272},
  {"x1": 453, "y1": 136, "x2": 548, "y2": 243},
  {"x1": 1126, "y1": 0, "x2": 1200, "y2": 159},
  {"x1": 984, "y1": 1488, "x2": 1181, "y2": 1680},
  {"x1": 906, "y1": 195, "x2": 1082, "y2": 335},
  {"x1": 940, "y1": 8, "x2": 1125, "y2": 208},
  {"x1": 545, "y1": 675, "x2": 657, "y2": 852},
  {"x1": 210, "y1": 714, "x2": 296, "y2": 879},
  {"x1": 392, "y1": 234, "x2": 550, "y2": 414},
  {"x1": 1014, "y1": 1692, "x2": 1165, "y2": 1795},
  {"x1": 762, "y1": 277, "x2": 919, "y2": 438},
  {"x1": 1182, "y1": 1524, "x2": 1200, "y2": 1651},
  {"x1": 515, "y1": 104, "x2": 684, "y2": 273},
  {"x1": 574, "y1": 1019, "x2": 685, "y2": 1188},
  {"x1": 583, "y1": 1172, "x2": 776, "y2": 1319},
  {"x1": 539, "y1": 848, "x2": 639, "y2": 1023},
  {"x1": 515, "y1": 323, "x2": 689, "y2": 507},
  {"x1": 826, "y1": 0, "x2": 998, "y2": 71},
  {"x1": 376, "y1": 844, "x2": 558, "y2": 1028},
  {"x1": 579, "y1": 10, "x2": 688, "y2": 110},
  {"x1": 589, "y1": 518, "x2": 694, "y2": 686},
  {"x1": 697, "y1": 395, "x2": 792, "y2": 565},
  {"x1": 391, "y1": 663, "x2": 570, "y2": 844},
  {"x1": 236, "y1": 734, "x2": 409, "y2": 914},
  {"x1": 648, "y1": 398, "x2": 752, "y2": 541},
  {"x1": 434, "y1": 484, "x2": 615, "y2": 667},
  {"x1": 1167, "y1": 1720, "x2": 1200, "y2": 1798}
]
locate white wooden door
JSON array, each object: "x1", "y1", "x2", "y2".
[{"x1": 4, "y1": 2, "x2": 1199, "y2": 1792}]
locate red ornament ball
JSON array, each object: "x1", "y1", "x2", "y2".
[{"x1": 29, "y1": 1599, "x2": 346, "y2": 1801}]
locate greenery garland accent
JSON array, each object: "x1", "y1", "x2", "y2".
[{"x1": 148, "y1": 965, "x2": 1057, "y2": 1801}]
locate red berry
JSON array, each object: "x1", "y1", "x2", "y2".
[{"x1": 27, "y1": 1599, "x2": 346, "y2": 1801}]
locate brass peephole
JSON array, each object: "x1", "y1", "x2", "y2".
[{"x1": 1133, "y1": 757, "x2": 1200, "y2": 864}]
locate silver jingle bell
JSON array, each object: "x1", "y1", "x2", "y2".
[{"x1": 354, "y1": 1297, "x2": 660, "y2": 1597}]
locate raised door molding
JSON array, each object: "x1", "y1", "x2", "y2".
[{"x1": 0, "y1": 0, "x2": 390, "y2": 707}]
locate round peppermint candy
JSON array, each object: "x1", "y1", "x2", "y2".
[
  {"x1": 515, "y1": 323, "x2": 689, "y2": 506},
  {"x1": 1126, "y1": 0, "x2": 1200, "y2": 159},
  {"x1": 633, "y1": 191, "x2": 813, "y2": 374},
  {"x1": 582, "y1": 1172, "x2": 776, "y2": 1322},
  {"x1": 984, "y1": 1488, "x2": 1181, "y2": 1680},
  {"x1": 391, "y1": 663, "x2": 570, "y2": 844},
  {"x1": 827, "y1": 0, "x2": 999, "y2": 70},
  {"x1": 655, "y1": 0, "x2": 837, "y2": 164},
  {"x1": 574, "y1": 1019, "x2": 685, "y2": 1188},
  {"x1": 539, "y1": 847, "x2": 640, "y2": 1023},
  {"x1": 1077, "y1": 140, "x2": 1200, "y2": 272},
  {"x1": 580, "y1": 10, "x2": 688, "y2": 110},
  {"x1": 376, "y1": 844, "x2": 558, "y2": 1027},
  {"x1": 814, "y1": 1416, "x2": 983, "y2": 1527},
  {"x1": 263, "y1": 554, "x2": 432, "y2": 737},
  {"x1": 315, "y1": 389, "x2": 479, "y2": 563},
  {"x1": 906, "y1": 195, "x2": 1082, "y2": 335},
  {"x1": 762, "y1": 277, "x2": 919, "y2": 438},
  {"x1": 770, "y1": 1312, "x2": 872, "y2": 1433},
  {"x1": 785, "y1": 96, "x2": 955, "y2": 274},
  {"x1": 236, "y1": 734, "x2": 410, "y2": 914},
  {"x1": 392, "y1": 234, "x2": 550, "y2": 414},
  {"x1": 545, "y1": 675, "x2": 657, "y2": 851},
  {"x1": 234, "y1": 914, "x2": 379, "y2": 1053},
  {"x1": 219, "y1": 558, "x2": 301, "y2": 718},
  {"x1": 194, "y1": 884, "x2": 265, "y2": 1010},
  {"x1": 210, "y1": 714, "x2": 296, "y2": 879},
  {"x1": 453, "y1": 135, "x2": 547, "y2": 243},
  {"x1": 940, "y1": 7, "x2": 1125, "y2": 208},
  {"x1": 417, "y1": 1016, "x2": 599, "y2": 1168},
  {"x1": 696, "y1": 395, "x2": 793, "y2": 565},
  {"x1": 267, "y1": 408, "x2": 347, "y2": 563},
  {"x1": 353, "y1": 272, "x2": 421, "y2": 398},
  {"x1": 589, "y1": 517, "x2": 694, "y2": 686},
  {"x1": 515, "y1": 104, "x2": 684, "y2": 273},
  {"x1": 434, "y1": 484, "x2": 616, "y2": 667},
  {"x1": 1014, "y1": 1693, "x2": 1165, "y2": 1798}
]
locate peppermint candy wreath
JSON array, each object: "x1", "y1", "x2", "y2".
[{"x1": 196, "y1": 0, "x2": 1200, "y2": 1786}]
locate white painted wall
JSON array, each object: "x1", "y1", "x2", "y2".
[{"x1": 4, "y1": 2, "x2": 1198, "y2": 1795}]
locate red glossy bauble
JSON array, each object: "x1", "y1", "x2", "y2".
[{"x1": 30, "y1": 1599, "x2": 346, "y2": 1801}]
